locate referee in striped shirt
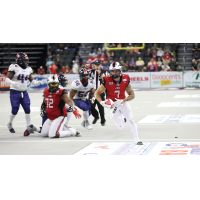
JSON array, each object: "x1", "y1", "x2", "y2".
[{"x1": 89, "y1": 60, "x2": 106, "y2": 126}]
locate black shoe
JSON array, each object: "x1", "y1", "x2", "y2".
[
  {"x1": 7, "y1": 123, "x2": 15, "y2": 133},
  {"x1": 137, "y1": 141, "x2": 143, "y2": 145},
  {"x1": 101, "y1": 120, "x2": 106, "y2": 126},
  {"x1": 124, "y1": 118, "x2": 127, "y2": 123},
  {"x1": 92, "y1": 117, "x2": 99, "y2": 124}
]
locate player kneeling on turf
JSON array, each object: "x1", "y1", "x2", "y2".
[{"x1": 24, "y1": 75, "x2": 81, "y2": 138}]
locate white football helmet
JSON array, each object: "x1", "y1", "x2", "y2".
[
  {"x1": 47, "y1": 75, "x2": 59, "y2": 92},
  {"x1": 109, "y1": 62, "x2": 122, "y2": 79}
]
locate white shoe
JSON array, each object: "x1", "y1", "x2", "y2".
[{"x1": 85, "y1": 120, "x2": 92, "y2": 130}]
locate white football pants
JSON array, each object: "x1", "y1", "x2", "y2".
[
  {"x1": 41, "y1": 116, "x2": 67, "y2": 138},
  {"x1": 110, "y1": 102, "x2": 139, "y2": 142}
]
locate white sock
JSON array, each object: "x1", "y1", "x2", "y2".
[
  {"x1": 8, "y1": 113, "x2": 16, "y2": 124},
  {"x1": 25, "y1": 114, "x2": 31, "y2": 127},
  {"x1": 36, "y1": 127, "x2": 41, "y2": 133},
  {"x1": 83, "y1": 111, "x2": 89, "y2": 120},
  {"x1": 59, "y1": 131, "x2": 72, "y2": 138},
  {"x1": 66, "y1": 112, "x2": 73, "y2": 124},
  {"x1": 127, "y1": 119, "x2": 140, "y2": 142}
]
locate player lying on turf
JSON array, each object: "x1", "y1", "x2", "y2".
[{"x1": 95, "y1": 62, "x2": 143, "y2": 145}]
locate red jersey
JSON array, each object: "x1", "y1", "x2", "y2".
[
  {"x1": 43, "y1": 87, "x2": 67, "y2": 120},
  {"x1": 102, "y1": 74, "x2": 130, "y2": 101},
  {"x1": 98, "y1": 56, "x2": 107, "y2": 63},
  {"x1": 87, "y1": 57, "x2": 94, "y2": 64},
  {"x1": 37, "y1": 68, "x2": 45, "y2": 74},
  {"x1": 49, "y1": 64, "x2": 58, "y2": 74},
  {"x1": 162, "y1": 54, "x2": 171, "y2": 60},
  {"x1": 2, "y1": 69, "x2": 8, "y2": 76}
]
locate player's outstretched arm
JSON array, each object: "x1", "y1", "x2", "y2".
[
  {"x1": 124, "y1": 83, "x2": 135, "y2": 102},
  {"x1": 5, "y1": 72, "x2": 20, "y2": 87},
  {"x1": 96, "y1": 84, "x2": 106, "y2": 103},
  {"x1": 62, "y1": 94, "x2": 73, "y2": 107},
  {"x1": 69, "y1": 89, "x2": 77, "y2": 103},
  {"x1": 29, "y1": 74, "x2": 43, "y2": 86},
  {"x1": 90, "y1": 88, "x2": 96, "y2": 103}
]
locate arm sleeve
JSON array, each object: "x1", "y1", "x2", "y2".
[
  {"x1": 71, "y1": 81, "x2": 78, "y2": 90},
  {"x1": 126, "y1": 76, "x2": 130, "y2": 87},
  {"x1": 101, "y1": 77, "x2": 106, "y2": 86},
  {"x1": 8, "y1": 64, "x2": 16, "y2": 73},
  {"x1": 62, "y1": 89, "x2": 68, "y2": 96},
  {"x1": 28, "y1": 67, "x2": 33, "y2": 75}
]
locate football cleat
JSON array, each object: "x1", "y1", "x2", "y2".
[
  {"x1": 24, "y1": 129, "x2": 30, "y2": 136},
  {"x1": 7, "y1": 123, "x2": 15, "y2": 133},
  {"x1": 27, "y1": 124, "x2": 35, "y2": 134},
  {"x1": 27, "y1": 124, "x2": 39, "y2": 134},
  {"x1": 136, "y1": 141, "x2": 143, "y2": 145},
  {"x1": 85, "y1": 120, "x2": 92, "y2": 130}
]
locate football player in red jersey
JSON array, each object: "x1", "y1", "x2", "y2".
[
  {"x1": 96, "y1": 62, "x2": 143, "y2": 145},
  {"x1": 40, "y1": 75, "x2": 81, "y2": 138}
]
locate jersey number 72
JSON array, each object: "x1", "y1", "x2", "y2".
[{"x1": 45, "y1": 98, "x2": 54, "y2": 108}]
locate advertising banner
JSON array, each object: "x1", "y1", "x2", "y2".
[
  {"x1": 150, "y1": 72, "x2": 183, "y2": 88},
  {"x1": 183, "y1": 71, "x2": 200, "y2": 87},
  {"x1": 126, "y1": 72, "x2": 150, "y2": 88},
  {"x1": 30, "y1": 74, "x2": 79, "y2": 91},
  {"x1": 74, "y1": 142, "x2": 151, "y2": 155},
  {"x1": 0, "y1": 75, "x2": 10, "y2": 91},
  {"x1": 147, "y1": 142, "x2": 200, "y2": 155}
]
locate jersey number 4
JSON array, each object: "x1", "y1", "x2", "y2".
[
  {"x1": 17, "y1": 74, "x2": 29, "y2": 83},
  {"x1": 45, "y1": 98, "x2": 53, "y2": 108}
]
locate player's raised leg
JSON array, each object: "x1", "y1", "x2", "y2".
[{"x1": 120, "y1": 102, "x2": 142, "y2": 145}]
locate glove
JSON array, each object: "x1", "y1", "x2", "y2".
[
  {"x1": 73, "y1": 110, "x2": 82, "y2": 119},
  {"x1": 113, "y1": 98, "x2": 124, "y2": 107},
  {"x1": 100, "y1": 99, "x2": 114, "y2": 108},
  {"x1": 36, "y1": 81, "x2": 43, "y2": 86},
  {"x1": 90, "y1": 97, "x2": 95, "y2": 104},
  {"x1": 5, "y1": 78, "x2": 20, "y2": 87},
  {"x1": 40, "y1": 110, "x2": 46, "y2": 117},
  {"x1": 32, "y1": 80, "x2": 43, "y2": 86}
]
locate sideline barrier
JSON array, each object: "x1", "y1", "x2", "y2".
[
  {"x1": 150, "y1": 72, "x2": 183, "y2": 88},
  {"x1": 183, "y1": 71, "x2": 200, "y2": 87},
  {"x1": 1, "y1": 72, "x2": 200, "y2": 91}
]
